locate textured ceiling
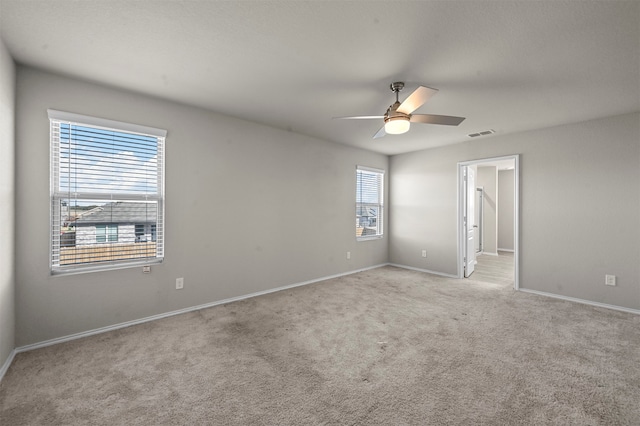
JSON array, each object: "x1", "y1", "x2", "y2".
[{"x1": 1, "y1": 1, "x2": 638, "y2": 155}]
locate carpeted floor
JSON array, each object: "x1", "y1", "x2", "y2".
[{"x1": 1, "y1": 261, "x2": 639, "y2": 425}]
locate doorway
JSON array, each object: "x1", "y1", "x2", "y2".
[{"x1": 457, "y1": 155, "x2": 519, "y2": 289}]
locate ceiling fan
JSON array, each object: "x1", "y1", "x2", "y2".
[{"x1": 335, "y1": 82, "x2": 465, "y2": 139}]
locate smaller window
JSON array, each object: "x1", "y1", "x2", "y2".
[
  {"x1": 135, "y1": 224, "x2": 146, "y2": 242},
  {"x1": 96, "y1": 224, "x2": 118, "y2": 243},
  {"x1": 356, "y1": 166, "x2": 384, "y2": 240}
]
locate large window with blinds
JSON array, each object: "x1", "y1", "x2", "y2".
[
  {"x1": 49, "y1": 110, "x2": 166, "y2": 273},
  {"x1": 356, "y1": 166, "x2": 384, "y2": 240}
]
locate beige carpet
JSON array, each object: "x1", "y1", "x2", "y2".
[{"x1": 1, "y1": 265, "x2": 639, "y2": 425}]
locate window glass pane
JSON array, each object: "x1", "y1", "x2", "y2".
[
  {"x1": 96, "y1": 225, "x2": 106, "y2": 243},
  {"x1": 58, "y1": 123, "x2": 159, "y2": 196},
  {"x1": 55, "y1": 199, "x2": 159, "y2": 267},
  {"x1": 106, "y1": 224, "x2": 118, "y2": 242}
]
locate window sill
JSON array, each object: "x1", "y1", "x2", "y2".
[
  {"x1": 51, "y1": 258, "x2": 163, "y2": 276},
  {"x1": 357, "y1": 235, "x2": 384, "y2": 242}
]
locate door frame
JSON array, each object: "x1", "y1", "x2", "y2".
[
  {"x1": 463, "y1": 165, "x2": 477, "y2": 277},
  {"x1": 475, "y1": 187, "x2": 484, "y2": 254},
  {"x1": 457, "y1": 155, "x2": 520, "y2": 290}
]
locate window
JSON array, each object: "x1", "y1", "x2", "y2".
[
  {"x1": 356, "y1": 166, "x2": 384, "y2": 239},
  {"x1": 49, "y1": 110, "x2": 166, "y2": 273},
  {"x1": 96, "y1": 224, "x2": 118, "y2": 243},
  {"x1": 134, "y1": 224, "x2": 146, "y2": 242}
]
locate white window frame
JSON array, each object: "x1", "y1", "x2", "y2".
[
  {"x1": 356, "y1": 165, "x2": 384, "y2": 241},
  {"x1": 49, "y1": 109, "x2": 166, "y2": 274}
]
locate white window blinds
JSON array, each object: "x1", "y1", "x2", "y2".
[
  {"x1": 49, "y1": 110, "x2": 166, "y2": 273},
  {"x1": 356, "y1": 166, "x2": 384, "y2": 239}
]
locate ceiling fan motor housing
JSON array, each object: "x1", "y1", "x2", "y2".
[
  {"x1": 384, "y1": 101, "x2": 410, "y2": 122},
  {"x1": 384, "y1": 99, "x2": 411, "y2": 134}
]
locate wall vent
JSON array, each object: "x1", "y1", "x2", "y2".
[{"x1": 468, "y1": 129, "x2": 495, "y2": 138}]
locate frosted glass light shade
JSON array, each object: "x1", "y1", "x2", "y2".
[{"x1": 384, "y1": 117, "x2": 410, "y2": 134}]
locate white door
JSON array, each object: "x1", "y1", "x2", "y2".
[
  {"x1": 475, "y1": 188, "x2": 483, "y2": 254},
  {"x1": 465, "y1": 167, "x2": 476, "y2": 277}
]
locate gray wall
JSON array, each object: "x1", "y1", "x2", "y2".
[
  {"x1": 498, "y1": 169, "x2": 515, "y2": 251},
  {"x1": 390, "y1": 112, "x2": 640, "y2": 310},
  {"x1": 0, "y1": 38, "x2": 16, "y2": 368},
  {"x1": 15, "y1": 67, "x2": 388, "y2": 346},
  {"x1": 477, "y1": 166, "x2": 497, "y2": 255}
]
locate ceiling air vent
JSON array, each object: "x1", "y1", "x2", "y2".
[{"x1": 468, "y1": 129, "x2": 495, "y2": 138}]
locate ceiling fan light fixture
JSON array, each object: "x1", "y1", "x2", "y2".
[{"x1": 384, "y1": 116, "x2": 410, "y2": 135}]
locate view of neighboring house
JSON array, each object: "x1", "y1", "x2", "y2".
[
  {"x1": 63, "y1": 201, "x2": 157, "y2": 247},
  {"x1": 356, "y1": 205, "x2": 379, "y2": 237}
]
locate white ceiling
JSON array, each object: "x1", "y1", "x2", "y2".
[{"x1": 1, "y1": 1, "x2": 638, "y2": 155}]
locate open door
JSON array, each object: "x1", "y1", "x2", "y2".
[
  {"x1": 464, "y1": 166, "x2": 476, "y2": 277},
  {"x1": 475, "y1": 187, "x2": 484, "y2": 254}
]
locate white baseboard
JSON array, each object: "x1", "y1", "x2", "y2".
[
  {"x1": 15, "y1": 263, "x2": 389, "y2": 354},
  {"x1": 12, "y1": 264, "x2": 635, "y2": 381},
  {"x1": 388, "y1": 263, "x2": 458, "y2": 279},
  {"x1": 0, "y1": 349, "x2": 16, "y2": 384},
  {"x1": 498, "y1": 248, "x2": 514, "y2": 253},
  {"x1": 480, "y1": 252, "x2": 499, "y2": 256},
  {"x1": 518, "y1": 288, "x2": 640, "y2": 316}
]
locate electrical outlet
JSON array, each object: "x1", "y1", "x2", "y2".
[
  {"x1": 605, "y1": 275, "x2": 616, "y2": 286},
  {"x1": 421, "y1": 250, "x2": 427, "y2": 258},
  {"x1": 176, "y1": 277, "x2": 184, "y2": 290},
  {"x1": 346, "y1": 251, "x2": 351, "y2": 260},
  {"x1": 142, "y1": 265, "x2": 151, "y2": 274}
]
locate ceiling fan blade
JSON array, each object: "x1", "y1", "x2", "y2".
[
  {"x1": 410, "y1": 114, "x2": 466, "y2": 126},
  {"x1": 397, "y1": 86, "x2": 438, "y2": 115},
  {"x1": 333, "y1": 115, "x2": 384, "y2": 120},
  {"x1": 373, "y1": 125, "x2": 386, "y2": 139}
]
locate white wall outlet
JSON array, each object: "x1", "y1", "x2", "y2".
[
  {"x1": 421, "y1": 249, "x2": 427, "y2": 258},
  {"x1": 142, "y1": 265, "x2": 151, "y2": 274},
  {"x1": 346, "y1": 251, "x2": 351, "y2": 260},
  {"x1": 605, "y1": 275, "x2": 616, "y2": 286},
  {"x1": 176, "y1": 277, "x2": 184, "y2": 290}
]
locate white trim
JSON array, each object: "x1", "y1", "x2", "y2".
[
  {"x1": 514, "y1": 155, "x2": 520, "y2": 290},
  {"x1": 480, "y1": 252, "x2": 499, "y2": 257},
  {"x1": 0, "y1": 349, "x2": 16, "y2": 384},
  {"x1": 8, "y1": 265, "x2": 637, "y2": 380},
  {"x1": 52, "y1": 258, "x2": 163, "y2": 277},
  {"x1": 15, "y1": 264, "x2": 389, "y2": 354},
  {"x1": 519, "y1": 288, "x2": 640, "y2": 316},
  {"x1": 47, "y1": 109, "x2": 167, "y2": 137},
  {"x1": 457, "y1": 155, "x2": 520, "y2": 290},
  {"x1": 357, "y1": 235, "x2": 384, "y2": 242},
  {"x1": 388, "y1": 263, "x2": 459, "y2": 279},
  {"x1": 498, "y1": 248, "x2": 515, "y2": 252},
  {"x1": 356, "y1": 165, "x2": 385, "y2": 174}
]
